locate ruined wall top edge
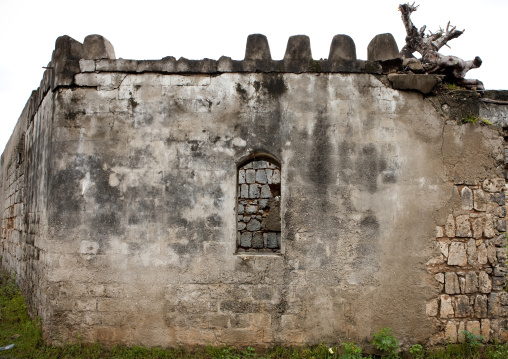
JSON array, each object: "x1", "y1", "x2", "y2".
[{"x1": 53, "y1": 33, "x2": 404, "y2": 78}]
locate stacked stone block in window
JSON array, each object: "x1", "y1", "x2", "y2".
[
  {"x1": 426, "y1": 178, "x2": 508, "y2": 343},
  {"x1": 237, "y1": 160, "x2": 281, "y2": 253}
]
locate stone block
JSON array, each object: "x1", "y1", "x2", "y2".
[
  {"x1": 474, "y1": 189, "x2": 487, "y2": 211},
  {"x1": 249, "y1": 185, "x2": 260, "y2": 198},
  {"x1": 481, "y1": 319, "x2": 490, "y2": 342},
  {"x1": 240, "y1": 184, "x2": 249, "y2": 199},
  {"x1": 283, "y1": 35, "x2": 312, "y2": 62},
  {"x1": 246, "y1": 219, "x2": 261, "y2": 231},
  {"x1": 265, "y1": 170, "x2": 273, "y2": 184},
  {"x1": 445, "y1": 214, "x2": 456, "y2": 238},
  {"x1": 465, "y1": 272, "x2": 478, "y2": 294},
  {"x1": 436, "y1": 226, "x2": 444, "y2": 238},
  {"x1": 252, "y1": 233, "x2": 264, "y2": 249},
  {"x1": 467, "y1": 239, "x2": 478, "y2": 265},
  {"x1": 497, "y1": 248, "x2": 507, "y2": 262},
  {"x1": 439, "y1": 242, "x2": 449, "y2": 258},
  {"x1": 445, "y1": 272, "x2": 460, "y2": 294},
  {"x1": 456, "y1": 215, "x2": 472, "y2": 237},
  {"x1": 484, "y1": 215, "x2": 496, "y2": 238},
  {"x1": 492, "y1": 276, "x2": 506, "y2": 291},
  {"x1": 496, "y1": 206, "x2": 507, "y2": 218},
  {"x1": 256, "y1": 170, "x2": 267, "y2": 184},
  {"x1": 272, "y1": 170, "x2": 280, "y2": 184},
  {"x1": 240, "y1": 232, "x2": 252, "y2": 247},
  {"x1": 367, "y1": 33, "x2": 400, "y2": 61},
  {"x1": 483, "y1": 178, "x2": 505, "y2": 193},
  {"x1": 479, "y1": 271, "x2": 492, "y2": 293},
  {"x1": 455, "y1": 295, "x2": 471, "y2": 317},
  {"x1": 472, "y1": 217, "x2": 485, "y2": 239},
  {"x1": 458, "y1": 322, "x2": 466, "y2": 343},
  {"x1": 448, "y1": 243, "x2": 467, "y2": 266},
  {"x1": 79, "y1": 59, "x2": 95, "y2": 72},
  {"x1": 220, "y1": 301, "x2": 259, "y2": 313},
  {"x1": 266, "y1": 232, "x2": 278, "y2": 249},
  {"x1": 217, "y1": 56, "x2": 233, "y2": 72},
  {"x1": 475, "y1": 295, "x2": 488, "y2": 318},
  {"x1": 467, "y1": 321, "x2": 481, "y2": 336},
  {"x1": 496, "y1": 219, "x2": 507, "y2": 232},
  {"x1": 461, "y1": 187, "x2": 474, "y2": 210},
  {"x1": 51, "y1": 35, "x2": 84, "y2": 89},
  {"x1": 387, "y1": 74, "x2": 441, "y2": 94},
  {"x1": 138, "y1": 57, "x2": 177, "y2": 73},
  {"x1": 83, "y1": 34, "x2": 115, "y2": 60},
  {"x1": 477, "y1": 243, "x2": 488, "y2": 264},
  {"x1": 440, "y1": 295, "x2": 454, "y2": 318},
  {"x1": 96, "y1": 58, "x2": 138, "y2": 72},
  {"x1": 426, "y1": 299, "x2": 438, "y2": 317},
  {"x1": 493, "y1": 264, "x2": 508, "y2": 277},
  {"x1": 491, "y1": 192, "x2": 506, "y2": 206},
  {"x1": 209, "y1": 315, "x2": 229, "y2": 329},
  {"x1": 260, "y1": 185, "x2": 271, "y2": 198},
  {"x1": 246, "y1": 205, "x2": 258, "y2": 214},
  {"x1": 238, "y1": 205, "x2": 244, "y2": 214},
  {"x1": 252, "y1": 161, "x2": 266, "y2": 169},
  {"x1": 230, "y1": 314, "x2": 250, "y2": 328},
  {"x1": 489, "y1": 293, "x2": 499, "y2": 318},
  {"x1": 328, "y1": 34, "x2": 356, "y2": 61},
  {"x1": 444, "y1": 321, "x2": 457, "y2": 343},
  {"x1": 488, "y1": 244, "x2": 498, "y2": 265},
  {"x1": 245, "y1": 34, "x2": 272, "y2": 61},
  {"x1": 499, "y1": 292, "x2": 508, "y2": 306},
  {"x1": 434, "y1": 273, "x2": 445, "y2": 283},
  {"x1": 259, "y1": 199, "x2": 268, "y2": 209},
  {"x1": 238, "y1": 170, "x2": 245, "y2": 184},
  {"x1": 246, "y1": 170, "x2": 256, "y2": 184}
]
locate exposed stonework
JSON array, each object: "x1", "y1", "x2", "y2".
[
  {"x1": 1, "y1": 33, "x2": 507, "y2": 349},
  {"x1": 428, "y1": 180, "x2": 508, "y2": 343},
  {"x1": 237, "y1": 160, "x2": 281, "y2": 253}
]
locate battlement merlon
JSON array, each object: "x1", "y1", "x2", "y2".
[{"x1": 51, "y1": 33, "x2": 407, "y2": 84}]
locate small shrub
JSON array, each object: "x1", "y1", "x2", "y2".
[
  {"x1": 409, "y1": 344, "x2": 424, "y2": 359},
  {"x1": 445, "y1": 83, "x2": 457, "y2": 90},
  {"x1": 371, "y1": 327, "x2": 399, "y2": 358},
  {"x1": 481, "y1": 118, "x2": 493, "y2": 125},
  {"x1": 339, "y1": 342, "x2": 362, "y2": 359},
  {"x1": 463, "y1": 330, "x2": 484, "y2": 349}
]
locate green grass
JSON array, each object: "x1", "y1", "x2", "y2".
[
  {"x1": 2, "y1": 270, "x2": 508, "y2": 358},
  {"x1": 460, "y1": 116, "x2": 492, "y2": 125}
]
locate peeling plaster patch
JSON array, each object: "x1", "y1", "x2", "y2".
[
  {"x1": 81, "y1": 172, "x2": 91, "y2": 195},
  {"x1": 109, "y1": 173, "x2": 120, "y2": 187},
  {"x1": 418, "y1": 177, "x2": 438, "y2": 190},
  {"x1": 232, "y1": 137, "x2": 247, "y2": 147},
  {"x1": 79, "y1": 240, "x2": 99, "y2": 255}
]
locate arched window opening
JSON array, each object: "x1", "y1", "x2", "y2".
[{"x1": 237, "y1": 156, "x2": 281, "y2": 253}]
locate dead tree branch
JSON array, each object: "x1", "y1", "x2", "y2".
[{"x1": 398, "y1": 3, "x2": 483, "y2": 90}]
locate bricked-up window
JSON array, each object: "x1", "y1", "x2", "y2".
[{"x1": 237, "y1": 158, "x2": 281, "y2": 253}]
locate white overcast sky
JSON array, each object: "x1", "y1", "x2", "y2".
[{"x1": 1, "y1": 0, "x2": 506, "y2": 155}]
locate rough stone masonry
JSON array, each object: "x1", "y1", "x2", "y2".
[{"x1": 1, "y1": 32, "x2": 508, "y2": 348}]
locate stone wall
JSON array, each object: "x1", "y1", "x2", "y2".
[
  {"x1": 237, "y1": 159, "x2": 281, "y2": 252},
  {"x1": 427, "y1": 179, "x2": 508, "y2": 343},
  {"x1": 0, "y1": 33, "x2": 507, "y2": 348},
  {"x1": 0, "y1": 65, "x2": 53, "y2": 320}
]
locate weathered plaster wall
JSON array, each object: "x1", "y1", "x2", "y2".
[
  {"x1": 0, "y1": 67, "x2": 54, "y2": 320},
  {"x1": 39, "y1": 70, "x2": 500, "y2": 347},
  {"x1": 1, "y1": 33, "x2": 507, "y2": 349}
]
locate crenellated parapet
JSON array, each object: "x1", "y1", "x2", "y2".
[{"x1": 60, "y1": 33, "x2": 402, "y2": 78}]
